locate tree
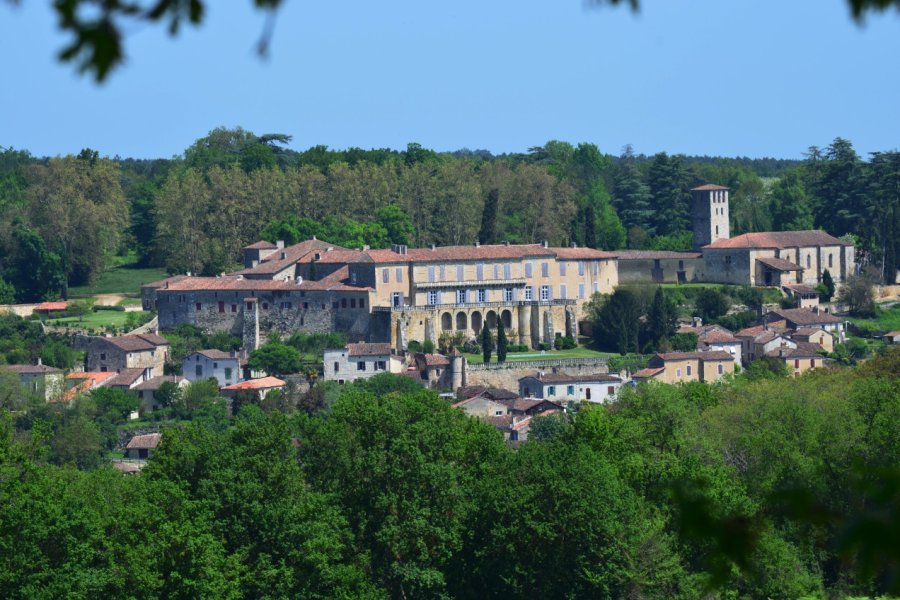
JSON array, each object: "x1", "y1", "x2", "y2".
[
  {"x1": 612, "y1": 147, "x2": 654, "y2": 235},
  {"x1": 645, "y1": 287, "x2": 678, "y2": 347},
  {"x1": 375, "y1": 203, "x2": 415, "y2": 246},
  {"x1": 496, "y1": 319, "x2": 508, "y2": 362},
  {"x1": 0, "y1": 277, "x2": 14, "y2": 304},
  {"x1": 5, "y1": 224, "x2": 66, "y2": 302},
  {"x1": 768, "y1": 170, "x2": 814, "y2": 231},
  {"x1": 478, "y1": 188, "x2": 499, "y2": 244},
  {"x1": 838, "y1": 273, "x2": 876, "y2": 317},
  {"x1": 248, "y1": 342, "x2": 302, "y2": 375},
  {"x1": 155, "y1": 380, "x2": 182, "y2": 408},
  {"x1": 590, "y1": 289, "x2": 642, "y2": 354},
  {"x1": 820, "y1": 268, "x2": 836, "y2": 301},
  {"x1": 695, "y1": 288, "x2": 731, "y2": 321},
  {"x1": 647, "y1": 153, "x2": 693, "y2": 237},
  {"x1": 481, "y1": 325, "x2": 493, "y2": 363}
]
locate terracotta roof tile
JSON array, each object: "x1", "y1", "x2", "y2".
[
  {"x1": 222, "y1": 376, "x2": 285, "y2": 390},
  {"x1": 655, "y1": 351, "x2": 734, "y2": 361},
  {"x1": 98, "y1": 334, "x2": 169, "y2": 352},
  {"x1": 420, "y1": 353, "x2": 450, "y2": 367},
  {"x1": 34, "y1": 301, "x2": 69, "y2": 311},
  {"x1": 551, "y1": 247, "x2": 617, "y2": 260},
  {"x1": 632, "y1": 367, "x2": 664, "y2": 379},
  {"x1": 355, "y1": 243, "x2": 557, "y2": 264},
  {"x1": 243, "y1": 241, "x2": 277, "y2": 250},
  {"x1": 235, "y1": 239, "x2": 346, "y2": 275},
  {"x1": 347, "y1": 342, "x2": 392, "y2": 357},
  {"x1": 105, "y1": 368, "x2": 147, "y2": 387},
  {"x1": 705, "y1": 230, "x2": 849, "y2": 249},
  {"x1": 757, "y1": 256, "x2": 803, "y2": 272},
  {"x1": 613, "y1": 250, "x2": 702, "y2": 260},
  {"x1": 770, "y1": 308, "x2": 842, "y2": 325},
  {"x1": 3, "y1": 364, "x2": 62, "y2": 374}
]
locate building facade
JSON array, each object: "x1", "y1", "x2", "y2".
[
  {"x1": 182, "y1": 350, "x2": 243, "y2": 387},
  {"x1": 323, "y1": 342, "x2": 402, "y2": 384},
  {"x1": 86, "y1": 334, "x2": 170, "y2": 378},
  {"x1": 518, "y1": 372, "x2": 623, "y2": 403}
]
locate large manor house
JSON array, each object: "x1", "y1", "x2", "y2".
[{"x1": 143, "y1": 185, "x2": 855, "y2": 351}]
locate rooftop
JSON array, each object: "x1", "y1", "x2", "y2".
[
  {"x1": 756, "y1": 256, "x2": 803, "y2": 272},
  {"x1": 99, "y1": 333, "x2": 170, "y2": 352},
  {"x1": 126, "y1": 433, "x2": 161, "y2": 450},
  {"x1": 189, "y1": 349, "x2": 236, "y2": 361},
  {"x1": 632, "y1": 367, "x2": 665, "y2": 379},
  {"x1": 222, "y1": 376, "x2": 285, "y2": 390},
  {"x1": 3, "y1": 363, "x2": 62, "y2": 375},
  {"x1": 133, "y1": 375, "x2": 185, "y2": 391},
  {"x1": 347, "y1": 342, "x2": 392, "y2": 357},
  {"x1": 105, "y1": 368, "x2": 148, "y2": 387},
  {"x1": 655, "y1": 350, "x2": 734, "y2": 361},
  {"x1": 769, "y1": 308, "x2": 843, "y2": 325},
  {"x1": 613, "y1": 250, "x2": 702, "y2": 260},
  {"x1": 705, "y1": 230, "x2": 850, "y2": 250},
  {"x1": 691, "y1": 184, "x2": 730, "y2": 191},
  {"x1": 243, "y1": 240, "x2": 277, "y2": 250},
  {"x1": 522, "y1": 372, "x2": 621, "y2": 384},
  {"x1": 34, "y1": 301, "x2": 69, "y2": 311}
]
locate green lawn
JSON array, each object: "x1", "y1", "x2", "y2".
[
  {"x1": 69, "y1": 263, "x2": 169, "y2": 296},
  {"x1": 46, "y1": 310, "x2": 154, "y2": 333},
  {"x1": 847, "y1": 304, "x2": 900, "y2": 335},
  {"x1": 117, "y1": 297, "x2": 143, "y2": 306},
  {"x1": 463, "y1": 346, "x2": 616, "y2": 364}
]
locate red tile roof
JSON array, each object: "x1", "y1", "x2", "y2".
[
  {"x1": 613, "y1": 250, "x2": 702, "y2": 260},
  {"x1": 133, "y1": 375, "x2": 184, "y2": 391},
  {"x1": 34, "y1": 301, "x2": 69, "y2": 312},
  {"x1": 236, "y1": 239, "x2": 345, "y2": 275},
  {"x1": 769, "y1": 308, "x2": 843, "y2": 325},
  {"x1": 705, "y1": 230, "x2": 849, "y2": 249},
  {"x1": 141, "y1": 275, "x2": 190, "y2": 290},
  {"x1": 105, "y1": 368, "x2": 147, "y2": 388},
  {"x1": 632, "y1": 367, "x2": 664, "y2": 379},
  {"x1": 766, "y1": 343, "x2": 825, "y2": 359},
  {"x1": 757, "y1": 256, "x2": 803, "y2": 272},
  {"x1": 355, "y1": 243, "x2": 557, "y2": 264},
  {"x1": 243, "y1": 241, "x2": 277, "y2": 250},
  {"x1": 347, "y1": 342, "x2": 392, "y2": 357},
  {"x1": 551, "y1": 247, "x2": 617, "y2": 260},
  {"x1": 419, "y1": 353, "x2": 450, "y2": 367},
  {"x1": 62, "y1": 372, "x2": 117, "y2": 401},
  {"x1": 655, "y1": 351, "x2": 734, "y2": 361},
  {"x1": 222, "y1": 376, "x2": 285, "y2": 390},
  {"x1": 691, "y1": 184, "x2": 729, "y2": 191}
]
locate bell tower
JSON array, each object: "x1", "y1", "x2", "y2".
[{"x1": 691, "y1": 184, "x2": 730, "y2": 250}]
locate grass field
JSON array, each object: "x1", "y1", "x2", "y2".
[
  {"x1": 463, "y1": 347, "x2": 616, "y2": 364},
  {"x1": 69, "y1": 253, "x2": 169, "y2": 296},
  {"x1": 847, "y1": 304, "x2": 900, "y2": 335},
  {"x1": 47, "y1": 310, "x2": 154, "y2": 332}
]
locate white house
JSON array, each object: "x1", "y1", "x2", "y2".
[
  {"x1": 182, "y1": 350, "x2": 242, "y2": 387},
  {"x1": 132, "y1": 375, "x2": 188, "y2": 413},
  {"x1": 323, "y1": 342, "x2": 403, "y2": 384},
  {"x1": 518, "y1": 372, "x2": 623, "y2": 404}
]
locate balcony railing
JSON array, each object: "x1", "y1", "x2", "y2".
[
  {"x1": 413, "y1": 278, "x2": 526, "y2": 290},
  {"x1": 371, "y1": 299, "x2": 577, "y2": 313}
]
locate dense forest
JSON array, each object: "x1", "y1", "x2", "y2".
[
  {"x1": 1, "y1": 350, "x2": 898, "y2": 598},
  {"x1": 1, "y1": 130, "x2": 898, "y2": 303}
]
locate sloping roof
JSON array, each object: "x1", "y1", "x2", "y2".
[
  {"x1": 613, "y1": 250, "x2": 702, "y2": 260},
  {"x1": 126, "y1": 433, "x2": 161, "y2": 450},
  {"x1": 757, "y1": 256, "x2": 803, "y2": 272},
  {"x1": 101, "y1": 334, "x2": 169, "y2": 352},
  {"x1": 296, "y1": 249, "x2": 367, "y2": 264},
  {"x1": 551, "y1": 247, "x2": 616, "y2": 260},
  {"x1": 655, "y1": 351, "x2": 734, "y2": 361},
  {"x1": 222, "y1": 376, "x2": 285, "y2": 390},
  {"x1": 632, "y1": 367, "x2": 665, "y2": 379},
  {"x1": 354, "y1": 243, "x2": 557, "y2": 264},
  {"x1": 784, "y1": 283, "x2": 819, "y2": 295},
  {"x1": 62, "y1": 372, "x2": 117, "y2": 401},
  {"x1": 141, "y1": 275, "x2": 190, "y2": 290},
  {"x1": 105, "y1": 368, "x2": 147, "y2": 388},
  {"x1": 235, "y1": 239, "x2": 345, "y2": 275},
  {"x1": 883, "y1": 331, "x2": 900, "y2": 338},
  {"x1": 190, "y1": 349, "x2": 235, "y2": 361},
  {"x1": 770, "y1": 308, "x2": 843, "y2": 325},
  {"x1": 301, "y1": 266, "x2": 374, "y2": 292},
  {"x1": 133, "y1": 375, "x2": 184, "y2": 391},
  {"x1": 691, "y1": 184, "x2": 729, "y2": 191},
  {"x1": 347, "y1": 342, "x2": 392, "y2": 357},
  {"x1": 419, "y1": 353, "x2": 450, "y2": 367},
  {"x1": 3, "y1": 364, "x2": 62, "y2": 375},
  {"x1": 243, "y1": 240, "x2": 277, "y2": 250},
  {"x1": 482, "y1": 387, "x2": 520, "y2": 401},
  {"x1": 700, "y1": 329, "x2": 739, "y2": 344},
  {"x1": 792, "y1": 327, "x2": 833, "y2": 338},
  {"x1": 458, "y1": 385, "x2": 488, "y2": 399},
  {"x1": 766, "y1": 342, "x2": 825, "y2": 359},
  {"x1": 705, "y1": 230, "x2": 849, "y2": 249},
  {"x1": 522, "y1": 372, "x2": 621, "y2": 384},
  {"x1": 34, "y1": 301, "x2": 69, "y2": 311}
]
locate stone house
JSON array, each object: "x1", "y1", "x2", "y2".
[
  {"x1": 765, "y1": 343, "x2": 826, "y2": 377},
  {"x1": 105, "y1": 368, "x2": 151, "y2": 391},
  {"x1": 323, "y1": 342, "x2": 402, "y2": 384},
  {"x1": 518, "y1": 372, "x2": 623, "y2": 403},
  {"x1": 453, "y1": 395, "x2": 510, "y2": 418},
  {"x1": 87, "y1": 334, "x2": 170, "y2": 378},
  {"x1": 734, "y1": 326, "x2": 796, "y2": 365},
  {"x1": 4, "y1": 362, "x2": 65, "y2": 401},
  {"x1": 132, "y1": 375, "x2": 187, "y2": 413},
  {"x1": 789, "y1": 328, "x2": 835, "y2": 353},
  {"x1": 125, "y1": 433, "x2": 161, "y2": 460},
  {"x1": 677, "y1": 323, "x2": 742, "y2": 365},
  {"x1": 637, "y1": 351, "x2": 735, "y2": 384},
  {"x1": 183, "y1": 350, "x2": 243, "y2": 387},
  {"x1": 763, "y1": 307, "x2": 846, "y2": 341}
]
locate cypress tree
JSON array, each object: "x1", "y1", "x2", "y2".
[
  {"x1": 481, "y1": 325, "x2": 493, "y2": 364},
  {"x1": 822, "y1": 269, "x2": 835, "y2": 301},
  {"x1": 497, "y1": 319, "x2": 508, "y2": 362}
]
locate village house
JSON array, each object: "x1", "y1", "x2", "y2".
[
  {"x1": 881, "y1": 331, "x2": 900, "y2": 344},
  {"x1": 782, "y1": 284, "x2": 821, "y2": 309},
  {"x1": 453, "y1": 395, "x2": 510, "y2": 418},
  {"x1": 132, "y1": 375, "x2": 188, "y2": 413},
  {"x1": 86, "y1": 333, "x2": 170, "y2": 377},
  {"x1": 182, "y1": 349, "x2": 244, "y2": 387},
  {"x1": 789, "y1": 327, "x2": 835, "y2": 353},
  {"x1": 125, "y1": 433, "x2": 161, "y2": 460},
  {"x1": 4, "y1": 361, "x2": 65, "y2": 401},
  {"x1": 104, "y1": 368, "x2": 151, "y2": 392},
  {"x1": 220, "y1": 376, "x2": 285, "y2": 400},
  {"x1": 634, "y1": 351, "x2": 735, "y2": 384},
  {"x1": 63, "y1": 371, "x2": 117, "y2": 402},
  {"x1": 677, "y1": 321, "x2": 742, "y2": 365},
  {"x1": 518, "y1": 371, "x2": 623, "y2": 403},
  {"x1": 734, "y1": 325, "x2": 796, "y2": 365},
  {"x1": 765, "y1": 343, "x2": 827, "y2": 377},
  {"x1": 323, "y1": 342, "x2": 402, "y2": 384},
  {"x1": 763, "y1": 307, "x2": 846, "y2": 342}
]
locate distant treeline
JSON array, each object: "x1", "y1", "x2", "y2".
[{"x1": 1, "y1": 131, "x2": 897, "y2": 302}]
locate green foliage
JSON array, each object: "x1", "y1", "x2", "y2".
[
  {"x1": 481, "y1": 325, "x2": 493, "y2": 363},
  {"x1": 0, "y1": 277, "x2": 14, "y2": 304},
  {"x1": 839, "y1": 273, "x2": 877, "y2": 317},
  {"x1": 421, "y1": 339, "x2": 435, "y2": 354},
  {"x1": 248, "y1": 342, "x2": 302, "y2": 375},
  {"x1": 645, "y1": 287, "x2": 678, "y2": 349},
  {"x1": 672, "y1": 331, "x2": 698, "y2": 351},
  {"x1": 744, "y1": 356, "x2": 790, "y2": 380},
  {"x1": 496, "y1": 320, "x2": 508, "y2": 362},
  {"x1": 821, "y1": 268, "x2": 836, "y2": 301},
  {"x1": 406, "y1": 340, "x2": 423, "y2": 353},
  {"x1": 694, "y1": 288, "x2": 731, "y2": 321},
  {"x1": 478, "y1": 188, "x2": 499, "y2": 244},
  {"x1": 588, "y1": 289, "x2": 642, "y2": 354}
]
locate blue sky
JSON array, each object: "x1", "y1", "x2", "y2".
[{"x1": 1, "y1": 0, "x2": 898, "y2": 159}]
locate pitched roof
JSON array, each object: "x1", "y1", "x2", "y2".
[
  {"x1": 522, "y1": 372, "x2": 621, "y2": 384},
  {"x1": 62, "y1": 372, "x2": 117, "y2": 401},
  {"x1": 300, "y1": 266, "x2": 373, "y2": 292},
  {"x1": 419, "y1": 353, "x2": 450, "y2": 367},
  {"x1": 769, "y1": 308, "x2": 843, "y2": 325},
  {"x1": 700, "y1": 329, "x2": 739, "y2": 344},
  {"x1": 551, "y1": 247, "x2": 617, "y2": 260},
  {"x1": 632, "y1": 367, "x2": 664, "y2": 379},
  {"x1": 235, "y1": 239, "x2": 345, "y2": 275},
  {"x1": 354, "y1": 243, "x2": 557, "y2": 264},
  {"x1": 100, "y1": 334, "x2": 169, "y2": 352},
  {"x1": 756, "y1": 256, "x2": 803, "y2": 272},
  {"x1": 766, "y1": 342, "x2": 825, "y2": 359},
  {"x1": 792, "y1": 327, "x2": 833, "y2": 338},
  {"x1": 691, "y1": 184, "x2": 729, "y2": 191},
  {"x1": 347, "y1": 342, "x2": 392, "y2": 357},
  {"x1": 243, "y1": 240, "x2": 277, "y2": 250},
  {"x1": 613, "y1": 250, "x2": 702, "y2": 260},
  {"x1": 705, "y1": 230, "x2": 849, "y2": 249},
  {"x1": 784, "y1": 283, "x2": 819, "y2": 295},
  {"x1": 3, "y1": 364, "x2": 62, "y2": 375},
  {"x1": 481, "y1": 387, "x2": 520, "y2": 401},
  {"x1": 141, "y1": 275, "x2": 190, "y2": 290},
  {"x1": 222, "y1": 376, "x2": 285, "y2": 390},
  {"x1": 34, "y1": 301, "x2": 69, "y2": 311},
  {"x1": 884, "y1": 331, "x2": 900, "y2": 338},
  {"x1": 126, "y1": 433, "x2": 161, "y2": 450},
  {"x1": 655, "y1": 351, "x2": 734, "y2": 361},
  {"x1": 189, "y1": 349, "x2": 236, "y2": 361},
  {"x1": 105, "y1": 368, "x2": 147, "y2": 388},
  {"x1": 133, "y1": 375, "x2": 184, "y2": 391}
]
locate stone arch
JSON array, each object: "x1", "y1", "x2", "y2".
[
  {"x1": 441, "y1": 312, "x2": 452, "y2": 331},
  {"x1": 455, "y1": 311, "x2": 467, "y2": 331},
  {"x1": 501, "y1": 309, "x2": 512, "y2": 329},
  {"x1": 471, "y1": 311, "x2": 483, "y2": 334},
  {"x1": 486, "y1": 310, "x2": 498, "y2": 330}
]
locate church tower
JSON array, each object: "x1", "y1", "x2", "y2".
[{"x1": 691, "y1": 184, "x2": 730, "y2": 250}]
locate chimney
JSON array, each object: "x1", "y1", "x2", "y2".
[
  {"x1": 295, "y1": 276, "x2": 304, "y2": 285},
  {"x1": 276, "y1": 240, "x2": 285, "y2": 249},
  {"x1": 474, "y1": 241, "x2": 480, "y2": 247},
  {"x1": 363, "y1": 244, "x2": 370, "y2": 251},
  {"x1": 311, "y1": 235, "x2": 317, "y2": 241},
  {"x1": 570, "y1": 242, "x2": 578, "y2": 249},
  {"x1": 541, "y1": 240, "x2": 549, "y2": 248},
  {"x1": 37, "y1": 357, "x2": 42, "y2": 366},
  {"x1": 430, "y1": 243, "x2": 436, "y2": 250},
  {"x1": 503, "y1": 240, "x2": 510, "y2": 246}
]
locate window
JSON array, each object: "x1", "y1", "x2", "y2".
[
  {"x1": 806, "y1": 254, "x2": 811, "y2": 268},
  {"x1": 716, "y1": 225, "x2": 719, "y2": 235},
  {"x1": 593, "y1": 282, "x2": 599, "y2": 293},
  {"x1": 679, "y1": 260, "x2": 684, "y2": 270},
  {"x1": 525, "y1": 262, "x2": 533, "y2": 277},
  {"x1": 392, "y1": 292, "x2": 403, "y2": 307},
  {"x1": 303, "y1": 301, "x2": 309, "y2": 309},
  {"x1": 360, "y1": 299, "x2": 365, "y2": 309},
  {"x1": 341, "y1": 298, "x2": 347, "y2": 308},
  {"x1": 592, "y1": 261, "x2": 599, "y2": 276},
  {"x1": 718, "y1": 364, "x2": 724, "y2": 375},
  {"x1": 477, "y1": 289, "x2": 487, "y2": 303},
  {"x1": 224, "y1": 367, "x2": 232, "y2": 381},
  {"x1": 457, "y1": 289, "x2": 467, "y2": 304},
  {"x1": 100, "y1": 352, "x2": 106, "y2": 360},
  {"x1": 794, "y1": 359, "x2": 800, "y2": 369},
  {"x1": 395, "y1": 267, "x2": 403, "y2": 282},
  {"x1": 578, "y1": 284, "x2": 585, "y2": 299},
  {"x1": 524, "y1": 286, "x2": 533, "y2": 301},
  {"x1": 231, "y1": 304, "x2": 237, "y2": 313},
  {"x1": 195, "y1": 365, "x2": 202, "y2": 377},
  {"x1": 608, "y1": 386, "x2": 615, "y2": 395},
  {"x1": 218, "y1": 301, "x2": 225, "y2": 313},
  {"x1": 382, "y1": 269, "x2": 389, "y2": 283},
  {"x1": 376, "y1": 360, "x2": 386, "y2": 371},
  {"x1": 828, "y1": 254, "x2": 833, "y2": 268},
  {"x1": 428, "y1": 266, "x2": 435, "y2": 282},
  {"x1": 333, "y1": 362, "x2": 339, "y2": 372},
  {"x1": 541, "y1": 262, "x2": 549, "y2": 277},
  {"x1": 578, "y1": 261, "x2": 585, "y2": 276},
  {"x1": 559, "y1": 284, "x2": 567, "y2": 300},
  {"x1": 476, "y1": 264, "x2": 484, "y2": 280},
  {"x1": 504, "y1": 263, "x2": 511, "y2": 278},
  {"x1": 440, "y1": 265, "x2": 446, "y2": 280},
  {"x1": 282, "y1": 302, "x2": 292, "y2": 309},
  {"x1": 725, "y1": 255, "x2": 732, "y2": 265},
  {"x1": 560, "y1": 262, "x2": 567, "y2": 276},
  {"x1": 810, "y1": 358, "x2": 816, "y2": 368},
  {"x1": 262, "y1": 302, "x2": 268, "y2": 309},
  {"x1": 676, "y1": 368, "x2": 682, "y2": 378},
  {"x1": 357, "y1": 361, "x2": 366, "y2": 371},
  {"x1": 495, "y1": 410, "x2": 504, "y2": 416},
  {"x1": 457, "y1": 265, "x2": 464, "y2": 281},
  {"x1": 686, "y1": 365, "x2": 692, "y2": 376},
  {"x1": 540, "y1": 285, "x2": 551, "y2": 301},
  {"x1": 504, "y1": 288, "x2": 514, "y2": 302},
  {"x1": 493, "y1": 264, "x2": 500, "y2": 279},
  {"x1": 548, "y1": 385, "x2": 556, "y2": 396},
  {"x1": 566, "y1": 385, "x2": 575, "y2": 396},
  {"x1": 195, "y1": 303, "x2": 201, "y2": 311},
  {"x1": 350, "y1": 298, "x2": 356, "y2": 308},
  {"x1": 428, "y1": 290, "x2": 439, "y2": 305}
]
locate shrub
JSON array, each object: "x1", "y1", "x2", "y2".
[
  {"x1": 555, "y1": 335, "x2": 576, "y2": 350},
  {"x1": 422, "y1": 339, "x2": 435, "y2": 354},
  {"x1": 407, "y1": 340, "x2": 423, "y2": 353}
]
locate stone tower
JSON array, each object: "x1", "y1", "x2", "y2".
[{"x1": 691, "y1": 184, "x2": 730, "y2": 250}]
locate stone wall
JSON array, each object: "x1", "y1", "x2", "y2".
[
  {"x1": 465, "y1": 357, "x2": 611, "y2": 392},
  {"x1": 618, "y1": 257, "x2": 701, "y2": 284}
]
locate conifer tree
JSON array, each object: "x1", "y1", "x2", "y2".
[
  {"x1": 496, "y1": 319, "x2": 508, "y2": 363},
  {"x1": 481, "y1": 325, "x2": 493, "y2": 364}
]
